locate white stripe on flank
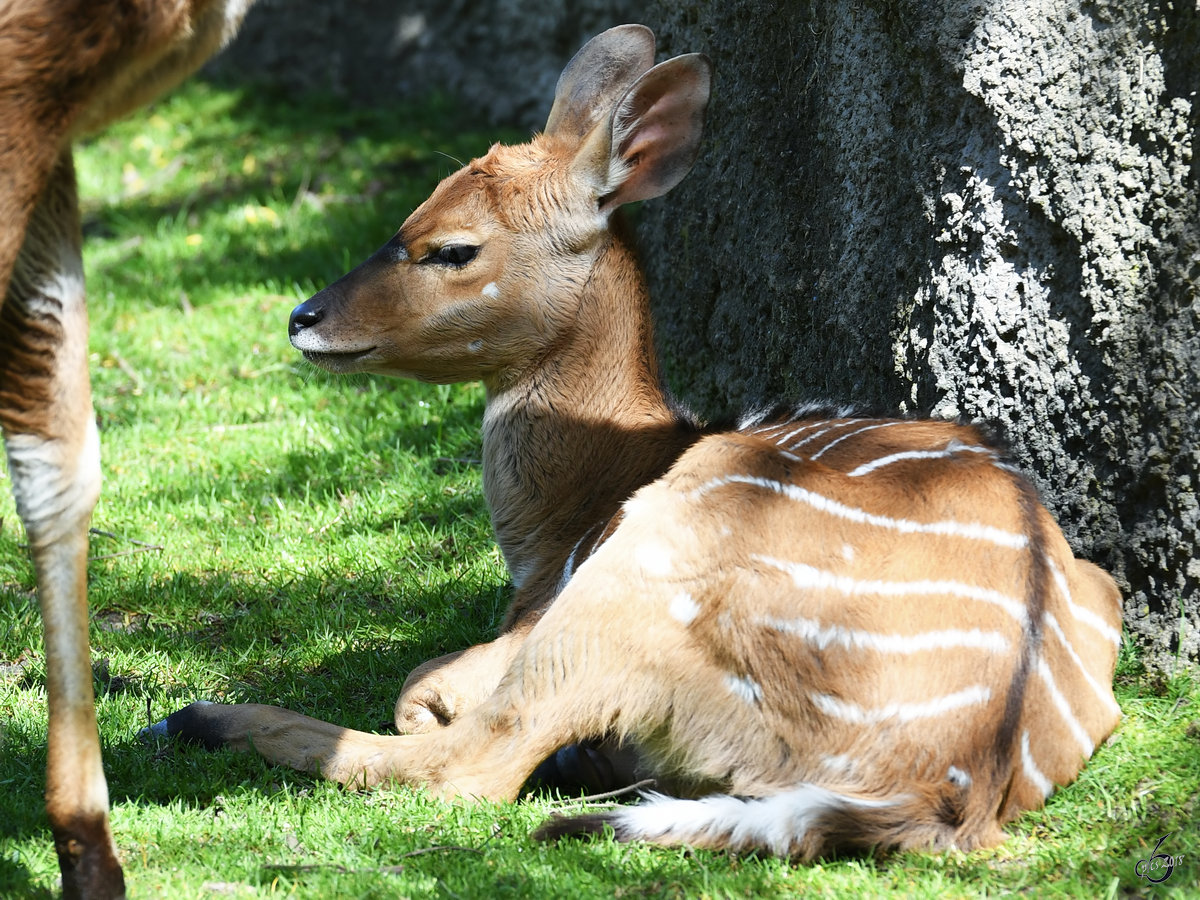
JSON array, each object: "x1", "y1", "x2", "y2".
[
  {"x1": 726, "y1": 673, "x2": 764, "y2": 705},
  {"x1": 692, "y1": 474, "x2": 1029, "y2": 550},
  {"x1": 606, "y1": 786, "x2": 899, "y2": 856},
  {"x1": 738, "y1": 408, "x2": 774, "y2": 429},
  {"x1": 554, "y1": 532, "x2": 590, "y2": 597},
  {"x1": 1035, "y1": 655, "x2": 1094, "y2": 757},
  {"x1": 1042, "y1": 611, "x2": 1122, "y2": 717},
  {"x1": 790, "y1": 423, "x2": 850, "y2": 450},
  {"x1": 777, "y1": 420, "x2": 833, "y2": 445},
  {"x1": 1046, "y1": 558, "x2": 1123, "y2": 648},
  {"x1": 753, "y1": 556, "x2": 1028, "y2": 627},
  {"x1": 846, "y1": 441, "x2": 995, "y2": 477},
  {"x1": 1021, "y1": 730, "x2": 1054, "y2": 798},
  {"x1": 757, "y1": 614, "x2": 1011, "y2": 655},
  {"x1": 809, "y1": 420, "x2": 907, "y2": 460},
  {"x1": 810, "y1": 685, "x2": 992, "y2": 725}
]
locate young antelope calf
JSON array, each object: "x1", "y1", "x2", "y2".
[{"x1": 154, "y1": 24, "x2": 1122, "y2": 858}]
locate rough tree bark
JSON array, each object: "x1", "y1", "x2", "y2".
[
  {"x1": 202, "y1": 0, "x2": 638, "y2": 125},
  {"x1": 639, "y1": 0, "x2": 1198, "y2": 673},
  {"x1": 205, "y1": 0, "x2": 1198, "y2": 671}
]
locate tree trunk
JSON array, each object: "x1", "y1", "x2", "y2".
[
  {"x1": 639, "y1": 0, "x2": 1199, "y2": 673},
  {"x1": 202, "y1": 0, "x2": 639, "y2": 126}
]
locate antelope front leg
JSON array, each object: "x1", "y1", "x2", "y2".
[
  {"x1": 395, "y1": 621, "x2": 646, "y2": 795},
  {"x1": 152, "y1": 557, "x2": 686, "y2": 802},
  {"x1": 394, "y1": 625, "x2": 530, "y2": 732},
  {"x1": 150, "y1": 693, "x2": 564, "y2": 800},
  {"x1": 1, "y1": 151, "x2": 125, "y2": 899}
]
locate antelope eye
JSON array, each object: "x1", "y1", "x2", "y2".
[{"x1": 428, "y1": 244, "x2": 479, "y2": 267}]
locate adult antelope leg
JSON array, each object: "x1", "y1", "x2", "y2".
[{"x1": 0, "y1": 151, "x2": 122, "y2": 898}]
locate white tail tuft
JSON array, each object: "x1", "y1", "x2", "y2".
[{"x1": 534, "y1": 783, "x2": 993, "y2": 859}]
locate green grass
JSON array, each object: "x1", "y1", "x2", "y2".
[{"x1": 1, "y1": 79, "x2": 1199, "y2": 898}]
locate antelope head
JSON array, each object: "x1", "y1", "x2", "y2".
[{"x1": 287, "y1": 25, "x2": 711, "y2": 393}]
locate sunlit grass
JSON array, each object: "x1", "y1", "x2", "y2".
[{"x1": 1, "y1": 79, "x2": 1197, "y2": 897}]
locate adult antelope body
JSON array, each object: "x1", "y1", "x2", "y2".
[
  {"x1": 1, "y1": 2, "x2": 251, "y2": 896},
  {"x1": 156, "y1": 25, "x2": 1124, "y2": 858}
]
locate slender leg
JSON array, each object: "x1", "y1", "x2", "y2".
[
  {"x1": 0, "y1": 150, "x2": 124, "y2": 900},
  {"x1": 153, "y1": 620, "x2": 614, "y2": 799},
  {"x1": 155, "y1": 533, "x2": 698, "y2": 804},
  {"x1": 394, "y1": 626, "x2": 531, "y2": 731}
]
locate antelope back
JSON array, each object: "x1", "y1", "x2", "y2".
[
  {"x1": 287, "y1": 27, "x2": 712, "y2": 391},
  {"x1": 150, "y1": 412, "x2": 1125, "y2": 858},
  {"x1": 562, "y1": 410, "x2": 1124, "y2": 851}
]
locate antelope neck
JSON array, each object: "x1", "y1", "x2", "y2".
[{"x1": 480, "y1": 232, "x2": 697, "y2": 607}]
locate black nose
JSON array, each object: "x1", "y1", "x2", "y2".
[{"x1": 289, "y1": 298, "x2": 325, "y2": 337}]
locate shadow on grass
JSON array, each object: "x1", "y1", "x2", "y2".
[
  {"x1": 0, "y1": 856, "x2": 54, "y2": 900},
  {"x1": 0, "y1": 570, "x2": 507, "y2": 863}
]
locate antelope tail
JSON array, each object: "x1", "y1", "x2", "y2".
[{"x1": 534, "y1": 778, "x2": 1005, "y2": 859}]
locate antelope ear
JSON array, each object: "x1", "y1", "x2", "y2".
[
  {"x1": 574, "y1": 53, "x2": 712, "y2": 214},
  {"x1": 544, "y1": 24, "x2": 657, "y2": 140}
]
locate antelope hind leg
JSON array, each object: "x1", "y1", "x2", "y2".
[{"x1": 0, "y1": 151, "x2": 125, "y2": 899}]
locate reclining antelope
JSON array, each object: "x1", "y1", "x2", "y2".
[
  {"x1": 1, "y1": 2, "x2": 251, "y2": 896},
  {"x1": 154, "y1": 24, "x2": 1124, "y2": 858}
]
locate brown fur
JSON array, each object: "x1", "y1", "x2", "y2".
[
  {"x1": 163, "y1": 24, "x2": 1122, "y2": 860},
  {"x1": 0, "y1": 3, "x2": 251, "y2": 896}
]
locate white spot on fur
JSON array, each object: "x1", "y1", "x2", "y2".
[
  {"x1": 947, "y1": 765, "x2": 971, "y2": 788},
  {"x1": 820, "y1": 754, "x2": 857, "y2": 777},
  {"x1": 468, "y1": 339, "x2": 484, "y2": 353},
  {"x1": 481, "y1": 282, "x2": 500, "y2": 299},
  {"x1": 635, "y1": 541, "x2": 673, "y2": 577},
  {"x1": 841, "y1": 543, "x2": 855, "y2": 563},
  {"x1": 669, "y1": 591, "x2": 700, "y2": 625},
  {"x1": 725, "y1": 673, "x2": 763, "y2": 705},
  {"x1": 810, "y1": 685, "x2": 992, "y2": 725}
]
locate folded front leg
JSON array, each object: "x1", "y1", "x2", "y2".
[
  {"x1": 151, "y1": 690, "x2": 580, "y2": 801},
  {"x1": 150, "y1": 536, "x2": 691, "y2": 802},
  {"x1": 394, "y1": 625, "x2": 531, "y2": 732}
]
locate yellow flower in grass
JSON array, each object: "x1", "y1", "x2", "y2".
[{"x1": 242, "y1": 204, "x2": 280, "y2": 227}]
